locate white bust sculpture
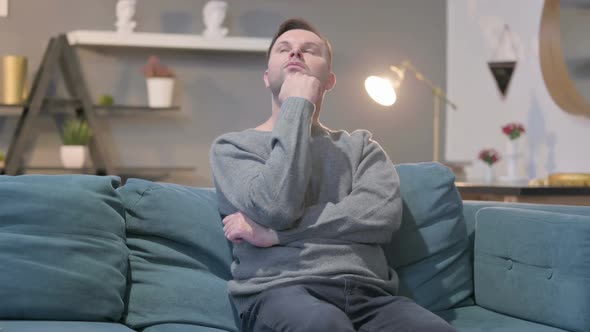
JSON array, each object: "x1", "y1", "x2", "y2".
[
  {"x1": 203, "y1": 0, "x2": 228, "y2": 39},
  {"x1": 115, "y1": 0, "x2": 137, "y2": 33}
]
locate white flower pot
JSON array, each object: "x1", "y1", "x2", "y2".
[
  {"x1": 146, "y1": 77, "x2": 174, "y2": 108},
  {"x1": 60, "y1": 145, "x2": 87, "y2": 169}
]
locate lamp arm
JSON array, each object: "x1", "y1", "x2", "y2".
[{"x1": 394, "y1": 61, "x2": 458, "y2": 110}]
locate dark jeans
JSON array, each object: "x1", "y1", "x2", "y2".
[{"x1": 240, "y1": 279, "x2": 457, "y2": 332}]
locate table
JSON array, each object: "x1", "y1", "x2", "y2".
[{"x1": 455, "y1": 182, "x2": 590, "y2": 206}]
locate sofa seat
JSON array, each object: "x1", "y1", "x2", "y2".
[
  {"x1": 0, "y1": 321, "x2": 135, "y2": 332},
  {"x1": 142, "y1": 324, "x2": 237, "y2": 332},
  {"x1": 437, "y1": 306, "x2": 570, "y2": 332}
]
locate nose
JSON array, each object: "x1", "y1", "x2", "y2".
[{"x1": 289, "y1": 48, "x2": 303, "y2": 59}]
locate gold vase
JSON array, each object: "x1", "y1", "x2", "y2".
[{"x1": 2, "y1": 55, "x2": 28, "y2": 105}]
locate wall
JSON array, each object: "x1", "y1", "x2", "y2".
[
  {"x1": 446, "y1": 0, "x2": 590, "y2": 181},
  {"x1": 0, "y1": 0, "x2": 446, "y2": 185}
]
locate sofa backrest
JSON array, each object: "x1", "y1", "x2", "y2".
[
  {"x1": 383, "y1": 162, "x2": 473, "y2": 312},
  {"x1": 117, "y1": 179, "x2": 238, "y2": 332},
  {"x1": 0, "y1": 162, "x2": 472, "y2": 329},
  {"x1": 0, "y1": 175, "x2": 128, "y2": 322}
]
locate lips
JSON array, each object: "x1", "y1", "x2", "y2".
[{"x1": 285, "y1": 61, "x2": 306, "y2": 70}]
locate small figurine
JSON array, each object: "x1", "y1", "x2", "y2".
[
  {"x1": 202, "y1": 1, "x2": 228, "y2": 39},
  {"x1": 115, "y1": 0, "x2": 137, "y2": 33}
]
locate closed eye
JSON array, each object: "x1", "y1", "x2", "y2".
[{"x1": 304, "y1": 46, "x2": 320, "y2": 55}]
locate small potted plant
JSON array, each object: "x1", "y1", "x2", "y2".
[
  {"x1": 479, "y1": 148, "x2": 501, "y2": 183},
  {"x1": 142, "y1": 56, "x2": 175, "y2": 108},
  {"x1": 60, "y1": 119, "x2": 92, "y2": 169}
]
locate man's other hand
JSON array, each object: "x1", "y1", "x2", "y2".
[
  {"x1": 279, "y1": 72, "x2": 323, "y2": 106},
  {"x1": 223, "y1": 212, "x2": 279, "y2": 247}
]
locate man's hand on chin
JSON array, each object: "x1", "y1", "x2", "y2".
[
  {"x1": 223, "y1": 212, "x2": 279, "y2": 247},
  {"x1": 278, "y1": 72, "x2": 323, "y2": 106}
]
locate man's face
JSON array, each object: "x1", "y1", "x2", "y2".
[{"x1": 264, "y1": 29, "x2": 335, "y2": 96}]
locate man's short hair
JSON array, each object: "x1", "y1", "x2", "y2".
[{"x1": 267, "y1": 18, "x2": 333, "y2": 66}]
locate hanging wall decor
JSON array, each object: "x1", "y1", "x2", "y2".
[{"x1": 488, "y1": 24, "x2": 519, "y2": 99}]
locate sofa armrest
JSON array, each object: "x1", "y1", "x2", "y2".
[{"x1": 474, "y1": 207, "x2": 590, "y2": 332}]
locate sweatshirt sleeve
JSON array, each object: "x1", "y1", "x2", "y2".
[
  {"x1": 276, "y1": 132, "x2": 402, "y2": 244},
  {"x1": 210, "y1": 97, "x2": 314, "y2": 230}
]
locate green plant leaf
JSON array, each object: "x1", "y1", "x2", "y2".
[{"x1": 63, "y1": 119, "x2": 92, "y2": 146}]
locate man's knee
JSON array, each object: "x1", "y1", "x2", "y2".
[
  {"x1": 358, "y1": 296, "x2": 457, "y2": 332},
  {"x1": 243, "y1": 286, "x2": 354, "y2": 332},
  {"x1": 415, "y1": 319, "x2": 457, "y2": 332},
  {"x1": 302, "y1": 304, "x2": 354, "y2": 332}
]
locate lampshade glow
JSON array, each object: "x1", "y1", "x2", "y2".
[{"x1": 364, "y1": 76, "x2": 397, "y2": 106}]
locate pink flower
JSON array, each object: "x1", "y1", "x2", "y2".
[
  {"x1": 142, "y1": 56, "x2": 175, "y2": 78},
  {"x1": 502, "y1": 123, "x2": 525, "y2": 140},
  {"x1": 479, "y1": 148, "x2": 501, "y2": 166}
]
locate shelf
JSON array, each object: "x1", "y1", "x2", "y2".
[
  {"x1": 1, "y1": 166, "x2": 196, "y2": 178},
  {"x1": 0, "y1": 98, "x2": 180, "y2": 116},
  {"x1": 67, "y1": 30, "x2": 271, "y2": 53},
  {"x1": 0, "y1": 103, "x2": 22, "y2": 116}
]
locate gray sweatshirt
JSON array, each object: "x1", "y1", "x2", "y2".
[{"x1": 209, "y1": 97, "x2": 402, "y2": 313}]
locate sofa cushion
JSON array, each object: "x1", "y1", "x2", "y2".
[
  {"x1": 436, "y1": 306, "x2": 570, "y2": 332},
  {"x1": 383, "y1": 162, "x2": 472, "y2": 311},
  {"x1": 118, "y1": 179, "x2": 237, "y2": 331},
  {"x1": 475, "y1": 207, "x2": 590, "y2": 332},
  {"x1": 0, "y1": 175, "x2": 127, "y2": 321},
  {"x1": 0, "y1": 321, "x2": 135, "y2": 332}
]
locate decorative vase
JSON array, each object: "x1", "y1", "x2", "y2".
[
  {"x1": 2, "y1": 55, "x2": 27, "y2": 105},
  {"x1": 501, "y1": 139, "x2": 527, "y2": 183},
  {"x1": 506, "y1": 140, "x2": 518, "y2": 178},
  {"x1": 60, "y1": 145, "x2": 87, "y2": 169},
  {"x1": 146, "y1": 77, "x2": 174, "y2": 108},
  {"x1": 483, "y1": 165, "x2": 495, "y2": 183}
]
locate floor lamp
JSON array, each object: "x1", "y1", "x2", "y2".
[{"x1": 364, "y1": 60, "x2": 458, "y2": 162}]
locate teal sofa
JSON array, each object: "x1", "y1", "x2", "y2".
[{"x1": 0, "y1": 162, "x2": 588, "y2": 332}]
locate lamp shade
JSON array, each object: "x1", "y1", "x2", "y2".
[{"x1": 365, "y1": 76, "x2": 397, "y2": 106}]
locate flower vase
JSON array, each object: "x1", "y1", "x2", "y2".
[
  {"x1": 501, "y1": 139, "x2": 527, "y2": 183},
  {"x1": 483, "y1": 166, "x2": 495, "y2": 183},
  {"x1": 506, "y1": 140, "x2": 518, "y2": 178}
]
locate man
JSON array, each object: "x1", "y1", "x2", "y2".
[{"x1": 210, "y1": 18, "x2": 456, "y2": 332}]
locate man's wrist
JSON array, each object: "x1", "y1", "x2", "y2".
[{"x1": 280, "y1": 97, "x2": 315, "y2": 116}]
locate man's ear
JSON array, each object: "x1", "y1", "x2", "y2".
[
  {"x1": 263, "y1": 70, "x2": 270, "y2": 89},
  {"x1": 325, "y1": 72, "x2": 336, "y2": 91}
]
